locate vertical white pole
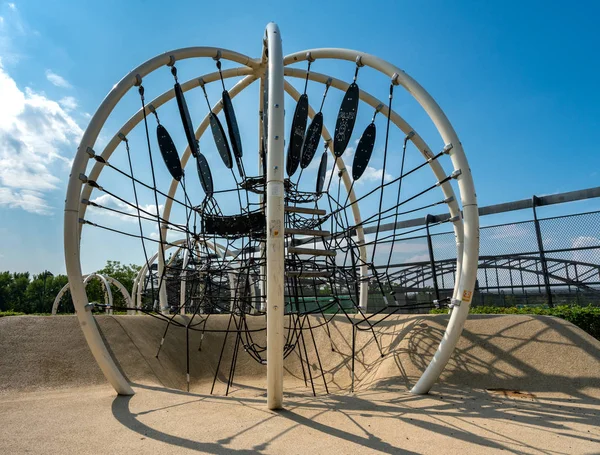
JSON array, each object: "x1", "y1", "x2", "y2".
[
  {"x1": 265, "y1": 22, "x2": 285, "y2": 410},
  {"x1": 258, "y1": 74, "x2": 266, "y2": 313}
]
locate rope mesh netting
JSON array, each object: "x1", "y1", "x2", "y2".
[{"x1": 79, "y1": 54, "x2": 463, "y2": 394}]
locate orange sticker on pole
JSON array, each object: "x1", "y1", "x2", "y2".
[{"x1": 462, "y1": 290, "x2": 473, "y2": 302}]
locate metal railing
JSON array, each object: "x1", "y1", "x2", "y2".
[{"x1": 376, "y1": 187, "x2": 600, "y2": 310}]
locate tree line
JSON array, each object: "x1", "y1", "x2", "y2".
[{"x1": 0, "y1": 261, "x2": 140, "y2": 314}]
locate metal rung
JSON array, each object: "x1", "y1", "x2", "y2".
[
  {"x1": 286, "y1": 228, "x2": 330, "y2": 236},
  {"x1": 287, "y1": 247, "x2": 337, "y2": 257},
  {"x1": 285, "y1": 271, "x2": 333, "y2": 278},
  {"x1": 284, "y1": 206, "x2": 326, "y2": 216}
]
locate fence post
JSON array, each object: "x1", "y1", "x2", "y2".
[
  {"x1": 532, "y1": 196, "x2": 553, "y2": 307},
  {"x1": 425, "y1": 215, "x2": 440, "y2": 302}
]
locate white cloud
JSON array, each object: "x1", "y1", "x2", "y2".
[
  {"x1": 405, "y1": 253, "x2": 430, "y2": 263},
  {"x1": 59, "y1": 96, "x2": 78, "y2": 111},
  {"x1": 45, "y1": 69, "x2": 71, "y2": 88},
  {"x1": 571, "y1": 236, "x2": 600, "y2": 265},
  {"x1": 359, "y1": 166, "x2": 393, "y2": 183},
  {"x1": 8, "y1": 3, "x2": 16, "y2": 10},
  {"x1": 0, "y1": 60, "x2": 82, "y2": 215},
  {"x1": 89, "y1": 194, "x2": 164, "y2": 223},
  {"x1": 0, "y1": 187, "x2": 50, "y2": 215}
]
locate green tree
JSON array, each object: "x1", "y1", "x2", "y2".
[
  {"x1": 0, "y1": 271, "x2": 13, "y2": 311},
  {"x1": 8, "y1": 272, "x2": 31, "y2": 313}
]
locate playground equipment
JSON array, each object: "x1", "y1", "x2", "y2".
[
  {"x1": 52, "y1": 273, "x2": 131, "y2": 315},
  {"x1": 64, "y1": 23, "x2": 479, "y2": 409}
]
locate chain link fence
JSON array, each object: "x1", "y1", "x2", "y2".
[{"x1": 380, "y1": 201, "x2": 600, "y2": 311}]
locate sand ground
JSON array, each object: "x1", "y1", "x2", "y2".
[{"x1": 1, "y1": 314, "x2": 599, "y2": 454}]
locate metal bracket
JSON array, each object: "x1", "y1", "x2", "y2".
[
  {"x1": 355, "y1": 55, "x2": 364, "y2": 67},
  {"x1": 78, "y1": 173, "x2": 88, "y2": 183},
  {"x1": 198, "y1": 77, "x2": 206, "y2": 88},
  {"x1": 442, "y1": 143, "x2": 453, "y2": 154},
  {"x1": 450, "y1": 169, "x2": 462, "y2": 179},
  {"x1": 213, "y1": 50, "x2": 222, "y2": 61},
  {"x1": 443, "y1": 196, "x2": 455, "y2": 204},
  {"x1": 81, "y1": 198, "x2": 89, "y2": 205},
  {"x1": 391, "y1": 72, "x2": 401, "y2": 85},
  {"x1": 117, "y1": 132, "x2": 126, "y2": 142},
  {"x1": 133, "y1": 74, "x2": 142, "y2": 87},
  {"x1": 448, "y1": 298, "x2": 461, "y2": 309},
  {"x1": 84, "y1": 303, "x2": 95, "y2": 312},
  {"x1": 448, "y1": 214, "x2": 461, "y2": 223},
  {"x1": 167, "y1": 55, "x2": 176, "y2": 67},
  {"x1": 85, "y1": 147, "x2": 95, "y2": 158},
  {"x1": 306, "y1": 52, "x2": 315, "y2": 63}
]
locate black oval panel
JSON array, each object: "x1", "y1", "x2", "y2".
[
  {"x1": 209, "y1": 113, "x2": 233, "y2": 169},
  {"x1": 156, "y1": 124, "x2": 184, "y2": 181},
  {"x1": 316, "y1": 151, "x2": 328, "y2": 194},
  {"x1": 300, "y1": 112, "x2": 323, "y2": 169},
  {"x1": 333, "y1": 82, "x2": 359, "y2": 157},
  {"x1": 196, "y1": 153, "x2": 214, "y2": 197},
  {"x1": 352, "y1": 122, "x2": 377, "y2": 181},
  {"x1": 222, "y1": 90, "x2": 243, "y2": 159},
  {"x1": 286, "y1": 94, "x2": 309, "y2": 177},
  {"x1": 174, "y1": 82, "x2": 199, "y2": 158}
]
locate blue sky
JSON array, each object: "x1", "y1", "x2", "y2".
[{"x1": 0, "y1": 0, "x2": 598, "y2": 274}]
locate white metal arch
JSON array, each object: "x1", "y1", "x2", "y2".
[
  {"x1": 131, "y1": 237, "x2": 231, "y2": 313},
  {"x1": 52, "y1": 273, "x2": 132, "y2": 315},
  {"x1": 66, "y1": 46, "x2": 259, "y2": 395},
  {"x1": 283, "y1": 49, "x2": 479, "y2": 394},
  {"x1": 65, "y1": 23, "x2": 478, "y2": 406}
]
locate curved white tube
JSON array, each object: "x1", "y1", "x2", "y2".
[
  {"x1": 66, "y1": 31, "x2": 478, "y2": 400},
  {"x1": 52, "y1": 273, "x2": 132, "y2": 315},
  {"x1": 284, "y1": 49, "x2": 479, "y2": 394},
  {"x1": 65, "y1": 46, "x2": 257, "y2": 395}
]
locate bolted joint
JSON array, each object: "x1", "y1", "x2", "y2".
[
  {"x1": 84, "y1": 303, "x2": 95, "y2": 312},
  {"x1": 448, "y1": 298, "x2": 462, "y2": 309},
  {"x1": 442, "y1": 143, "x2": 454, "y2": 154},
  {"x1": 85, "y1": 147, "x2": 95, "y2": 158},
  {"x1": 212, "y1": 50, "x2": 222, "y2": 61},
  {"x1": 167, "y1": 55, "x2": 176, "y2": 67},
  {"x1": 450, "y1": 169, "x2": 462, "y2": 179},
  {"x1": 133, "y1": 74, "x2": 142, "y2": 87},
  {"x1": 355, "y1": 55, "x2": 365, "y2": 67},
  {"x1": 78, "y1": 173, "x2": 88, "y2": 183},
  {"x1": 443, "y1": 196, "x2": 455, "y2": 204},
  {"x1": 448, "y1": 214, "x2": 461, "y2": 223},
  {"x1": 391, "y1": 72, "x2": 401, "y2": 85},
  {"x1": 117, "y1": 132, "x2": 127, "y2": 142},
  {"x1": 306, "y1": 51, "x2": 315, "y2": 62},
  {"x1": 198, "y1": 77, "x2": 205, "y2": 88},
  {"x1": 81, "y1": 198, "x2": 89, "y2": 205}
]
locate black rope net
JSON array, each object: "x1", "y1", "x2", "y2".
[{"x1": 80, "y1": 55, "x2": 462, "y2": 394}]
